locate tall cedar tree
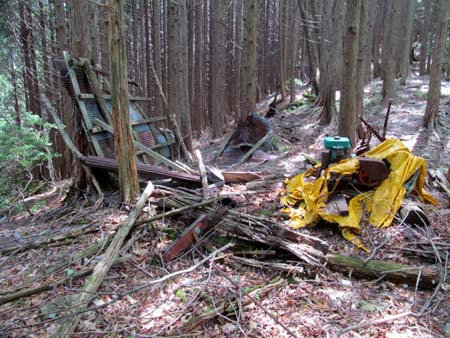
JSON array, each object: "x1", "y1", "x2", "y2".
[
  {"x1": 338, "y1": 0, "x2": 361, "y2": 146},
  {"x1": 108, "y1": 0, "x2": 139, "y2": 202},
  {"x1": 423, "y1": 0, "x2": 450, "y2": 129}
]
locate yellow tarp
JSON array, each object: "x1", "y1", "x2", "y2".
[{"x1": 281, "y1": 138, "x2": 438, "y2": 251}]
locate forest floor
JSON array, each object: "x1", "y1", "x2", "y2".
[{"x1": 0, "y1": 75, "x2": 449, "y2": 337}]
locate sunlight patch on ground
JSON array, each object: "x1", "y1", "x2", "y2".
[
  {"x1": 398, "y1": 132, "x2": 420, "y2": 151},
  {"x1": 441, "y1": 82, "x2": 450, "y2": 96}
]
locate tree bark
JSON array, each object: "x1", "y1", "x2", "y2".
[
  {"x1": 381, "y1": 0, "x2": 401, "y2": 104},
  {"x1": 193, "y1": 0, "x2": 204, "y2": 135},
  {"x1": 422, "y1": 0, "x2": 450, "y2": 129},
  {"x1": 372, "y1": 0, "x2": 385, "y2": 79},
  {"x1": 234, "y1": 0, "x2": 243, "y2": 118},
  {"x1": 399, "y1": 0, "x2": 416, "y2": 85},
  {"x1": 210, "y1": 0, "x2": 227, "y2": 137},
  {"x1": 298, "y1": 0, "x2": 319, "y2": 96},
  {"x1": 355, "y1": 0, "x2": 369, "y2": 116},
  {"x1": 240, "y1": 0, "x2": 257, "y2": 119},
  {"x1": 419, "y1": 0, "x2": 433, "y2": 75},
  {"x1": 317, "y1": 0, "x2": 343, "y2": 124},
  {"x1": 108, "y1": 0, "x2": 140, "y2": 203},
  {"x1": 338, "y1": 0, "x2": 361, "y2": 147}
]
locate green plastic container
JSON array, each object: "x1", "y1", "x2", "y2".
[{"x1": 324, "y1": 136, "x2": 351, "y2": 150}]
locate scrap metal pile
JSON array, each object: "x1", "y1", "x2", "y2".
[{"x1": 281, "y1": 138, "x2": 438, "y2": 251}]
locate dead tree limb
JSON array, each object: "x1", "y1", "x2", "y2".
[
  {"x1": 41, "y1": 94, "x2": 103, "y2": 196},
  {"x1": 0, "y1": 256, "x2": 130, "y2": 306},
  {"x1": 195, "y1": 149, "x2": 209, "y2": 200},
  {"x1": 0, "y1": 224, "x2": 98, "y2": 255},
  {"x1": 53, "y1": 182, "x2": 154, "y2": 336},
  {"x1": 326, "y1": 253, "x2": 440, "y2": 289}
]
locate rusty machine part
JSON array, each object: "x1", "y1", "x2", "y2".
[{"x1": 357, "y1": 157, "x2": 390, "y2": 188}]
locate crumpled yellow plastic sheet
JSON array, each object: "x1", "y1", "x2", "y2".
[{"x1": 281, "y1": 138, "x2": 438, "y2": 251}]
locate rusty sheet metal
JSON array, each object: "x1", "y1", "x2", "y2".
[{"x1": 53, "y1": 56, "x2": 174, "y2": 164}]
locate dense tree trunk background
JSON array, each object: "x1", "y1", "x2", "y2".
[{"x1": 2, "y1": 0, "x2": 448, "y2": 191}]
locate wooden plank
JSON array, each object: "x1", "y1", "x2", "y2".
[
  {"x1": 93, "y1": 118, "x2": 188, "y2": 172},
  {"x1": 63, "y1": 52, "x2": 105, "y2": 157}
]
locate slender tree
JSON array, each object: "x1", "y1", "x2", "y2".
[
  {"x1": 240, "y1": 0, "x2": 257, "y2": 119},
  {"x1": 338, "y1": 0, "x2": 361, "y2": 146},
  {"x1": 381, "y1": 0, "x2": 401, "y2": 104},
  {"x1": 109, "y1": 0, "x2": 139, "y2": 202},
  {"x1": 399, "y1": 0, "x2": 416, "y2": 85},
  {"x1": 419, "y1": 0, "x2": 433, "y2": 75},
  {"x1": 210, "y1": 0, "x2": 227, "y2": 136},
  {"x1": 355, "y1": 0, "x2": 369, "y2": 115},
  {"x1": 423, "y1": 0, "x2": 450, "y2": 129},
  {"x1": 316, "y1": 0, "x2": 344, "y2": 124}
]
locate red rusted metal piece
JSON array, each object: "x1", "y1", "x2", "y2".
[
  {"x1": 162, "y1": 205, "x2": 229, "y2": 262},
  {"x1": 357, "y1": 157, "x2": 390, "y2": 188}
]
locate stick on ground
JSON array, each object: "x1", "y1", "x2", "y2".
[{"x1": 52, "y1": 181, "x2": 154, "y2": 337}]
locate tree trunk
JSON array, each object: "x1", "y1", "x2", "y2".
[
  {"x1": 288, "y1": 1, "x2": 299, "y2": 103},
  {"x1": 178, "y1": 0, "x2": 192, "y2": 151},
  {"x1": 234, "y1": 0, "x2": 243, "y2": 118},
  {"x1": 240, "y1": 0, "x2": 257, "y2": 119},
  {"x1": 69, "y1": 0, "x2": 94, "y2": 189},
  {"x1": 18, "y1": 1, "x2": 38, "y2": 116},
  {"x1": 399, "y1": 0, "x2": 416, "y2": 85},
  {"x1": 338, "y1": 0, "x2": 361, "y2": 147},
  {"x1": 144, "y1": 0, "x2": 153, "y2": 114},
  {"x1": 419, "y1": 0, "x2": 433, "y2": 75},
  {"x1": 193, "y1": 0, "x2": 204, "y2": 135},
  {"x1": 422, "y1": 0, "x2": 450, "y2": 129},
  {"x1": 210, "y1": 0, "x2": 227, "y2": 137},
  {"x1": 153, "y1": 0, "x2": 163, "y2": 117},
  {"x1": 279, "y1": 0, "x2": 287, "y2": 99},
  {"x1": 355, "y1": 0, "x2": 369, "y2": 116},
  {"x1": 372, "y1": 0, "x2": 385, "y2": 79},
  {"x1": 298, "y1": 0, "x2": 319, "y2": 96},
  {"x1": 317, "y1": 0, "x2": 344, "y2": 124},
  {"x1": 108, "y1": 0, "x2": 140, "y2": 203},
  {"x1": 53, "y1": 0, "x2": 70, "y2": 179},
  {"x1": 381, "y1": 0, "x2": 401, "y2": 104}
]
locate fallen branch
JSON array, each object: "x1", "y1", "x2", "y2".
[
  {"x1": 0, "y1": 256, "x2": 130, "y2": 306},
  {"x1": 53, "y1": 181, "x2": 154, "y2": 336},
  {"x1": 232, "y1": 256, "x2": 305, "y2": 274},
  {"x1": 0, "y1": 224, "x2": 98, "y2": 255},
  {"x1": 195, "y1": 149, "x2": 209, "y2": 200},
  {"x1": 326, "y1": 253, "x2": 440, "y2": 289},
  {"x1": 2, "y1": 237, "x2": 111, "y2": 295}
]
